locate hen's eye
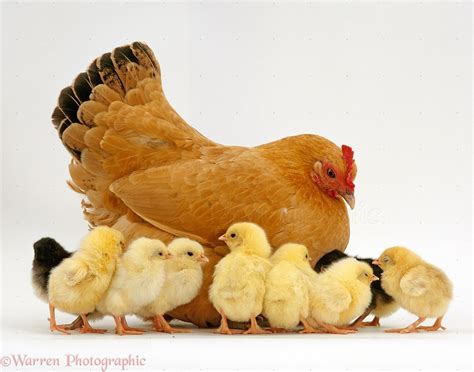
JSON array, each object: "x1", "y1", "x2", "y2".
[
  {"x1": 230, "y1": 233, "x2": 236, "y2": 238},
  {"x1": 327, "y1": 168, "x2": 336, "y2": 178},
  {"x1": 187, "y1": 251, "x2": 194, "y2": 256}
]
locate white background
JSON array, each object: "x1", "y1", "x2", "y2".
[{"x1": 0, "y1": 1, "x2": 472, "y2": 371}]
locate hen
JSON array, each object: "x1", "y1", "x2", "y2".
[{"x1": 51, "y1": 41, "x2": 357, "y2": 327}]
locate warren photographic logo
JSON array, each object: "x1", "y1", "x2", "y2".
[{"x1": 1, "y1": 354, "x2": 146, "y2": 371}]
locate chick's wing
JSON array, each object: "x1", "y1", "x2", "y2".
[
  {"x1": 399, "y1": 266, "x2": 431, "y2": 297},
  {"x1": 318, "y1": 279, "x2": 352, "y2": 313},
  {"x1": 62, "y1": 259, "x2": 89, "y2": 287}
]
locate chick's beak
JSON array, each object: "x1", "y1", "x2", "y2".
[
  {"x1": 372, "y1": 259, "x2": 381, "y2": 266},
  {"x1": 339, "y1": 190, "x2": 355, "y2": 210},
  {"x1": 218, "y1": 234, "x2": 227, "y2": 242},
  {"x1": 165, "y1": 252, "x2": 173, "y2": 259},
  {"x1": 370, "y1": 275, "x2": 379, "y2": 283},
  {"x1": 198, "y1": 254, "x2": 209, "y2": 263}
]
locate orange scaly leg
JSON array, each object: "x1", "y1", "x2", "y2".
[
  {"x1": 156, "y1": 314, "x2": 191, "y2": 334},
  {"x1": 114, "y1": 316, "x2": 142, "y2": 335},
  {"x1": 349, "y1": 307, "x2": 373, "y2": 328},
  {"x1": 316, "y1": 320, "x2": 357, "y2": 335},
  {"x1": 215, "y1": 310, "x2": 242, "y2": 335},
  {"x1": 415, "y1": 317, "x2": 446, "y2": 332},
  {"x1": 243, "y1": 316, "x2": 271, "y2": 335},
  {"x1": 48, "y1": 303, "x2": 70, "y2": 335},
  {"x1": 385, "y1": 317, "x2": 426, "y2": 334},
  {"x1": 299, "y1": 317, "x2": 323, "y2": 334},
  {"x1": 361, "y1": 316, "x2": 381, "y2": 327},
  {"x1": 79, "y1": 314, "x2": 107, "y2": 334},
  {"x1": 121, "y1": 317, "x2": 146, "y2": 333}
]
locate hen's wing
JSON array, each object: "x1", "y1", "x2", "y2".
[
  {"x1": 51, "y1": 42, "x2": 216, "y2": 229},
  {"x1": 110, "y1": 149, "x2": 298, "y2": 246},
  {"x1": 399, "y1": 266, "x2": 431, "y2": 297}
]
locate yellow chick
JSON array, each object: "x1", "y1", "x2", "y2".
[
  {"x1": 96, "y1": 238, "x2": 171, "y2": 335},
  {"x1": 48, "y1": 226, "x2": 124, "y2": 334},
  {"x1": 373, "y1": 246, "x2": 453, "y2": 333},
  {"x1": 263, "y1": 243, "x2": 320, "y2": 333},
  {"x1": 209, "y1": 222, "x2": 272, "y2": 335},
  {"x1": 308, "y1": 258, "x2": 378, "y2": 334},
  {"x1": 137, "y1": 238, "x2": 208, "y2": 333}
]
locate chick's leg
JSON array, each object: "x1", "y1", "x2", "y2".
[
  {"x1": 79, "y1": 314, "x2": 107, "y2": 334},
  {"x1": 299, "y1": 316, "x2": 323, "y2": 334},
  {"x1": 114, "y1": 316, "x2": 143, "y2": 335},
  {"x1": 59, "y1": 316, "x2": 84, "y2": 330},
  {"x1": 361, "y1": 316, "x2": 380, "y2": 327},
  {"x1": 48, "y1": 303, "x2": 70, "y2": 335},
  {"x1": 243, "y1": 316, "x2": 271, "y2": 335},
  {"x1": 385, "y1": 317, "x2": 426, "y2": 333},
  {"x1": 316, "y1": 320, "x2": 357, "y2": 335},
  {"x1": 121, "y1": 317, "x2": 145, "y2": 333},
  {"x1": 415, "y1": 316, "x2": 446, "y2": 332},
  {"x1": 215, "y1": 310, "x2": 242, "y2": 335},
  {"x1": 156, "y1": 314, "x2": 191, "y2": 334},
  {"x1": 349, "y1": 307, "x2": 374, "y2": 328}
]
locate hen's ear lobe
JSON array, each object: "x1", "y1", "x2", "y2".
[{"x1": 313, "y1": 161, "x2": 322, "y2": 172}]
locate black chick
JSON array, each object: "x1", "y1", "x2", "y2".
[
  {"x1": 32, "y1": 237, "x2": 71, "y2": 302},
  {"x1": 315, "y1": 249, "x2": 398, "y2": 327}
]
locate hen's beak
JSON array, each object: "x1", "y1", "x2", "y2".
[
  {"x1": 218, "y1": 234, "x2": 227, "y2": 242},
  {"x1": 372, "y1": 259, "x2": 381, "y2": 266},
  {"x1": 198, "y1": 254, "x2": 209, "y2": 263},
  {"x1": 370, "y1": 274, "x2": 379, "y2": 283},
  {"x1": 339, "y1": 190, "x2": 355, "y2": 209}
]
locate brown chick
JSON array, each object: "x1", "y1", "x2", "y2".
[
  {"x1": 373, "y1": 247, "x2": 453, "y2": 333},
  {"x1": 51, "y1": 41, "x2": 357, "y2": 327}
]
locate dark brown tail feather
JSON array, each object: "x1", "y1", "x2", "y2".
[{"x1": 51, "y1": 42, "x2": 159, "y2": 159}]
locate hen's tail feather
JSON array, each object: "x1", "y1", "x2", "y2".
[{"x1": 51, "y1": 41, "x2": 215, "y2": 228}]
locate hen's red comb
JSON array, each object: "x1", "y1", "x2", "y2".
[{"x1": 341, "y1": 145, "x2": 355, "y2": 191}]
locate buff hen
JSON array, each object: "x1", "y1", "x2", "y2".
[{"x1": 51, "y1": 41, "x2": 357, "y2": 327}]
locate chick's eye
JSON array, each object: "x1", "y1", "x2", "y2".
[
  {"x1": 305, "y1": 254, "x2": 308, "y2": 259},
  {"x1": 326, "y1": 168, "x2": 336, "y2": 178},
  {"x1": 230, "y1": 233, "x2": 236, "y2": 238},
  {"x1": 159, "y1": 252, "x2": 163, "y2": 256},
  {"x1": 364, "y1": 272, "x2": 368, "y2": 277},
  {"x1": 187, "y1": 251, "x2": 194, "y2": 256},
  {"x1": 383, "y1": 257, "x2": 389, "y2": 263}
]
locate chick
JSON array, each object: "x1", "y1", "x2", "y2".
[
  {"x1": 32, "y1": 238, "x2": 72, "y2": 302},
  {"x1": 373, "y1": 246, "x2": 452, "y2": 333},
  {"x1": 138, "y1": 237, "x2": 208, "y2": 333},
  {"x1": 48, "y1": 226, "x2": 124, "y2": 334},
  {"x1": 97, "y1": 238, "x2": 171, "y2": 335},
  {"x1": 209, "y1": 222, "x2": 272, "y2": 335},
  {"x1": 309, "y1": 257, "x2": 378, "y2": 334},
  {"x1": 315, "y1": 249, "x2": 398, "y2": 327},
  {"x1": 263, "y1": 243, "x2": 320, "y2": 333}
]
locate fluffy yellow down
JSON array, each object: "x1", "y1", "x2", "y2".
[
  {"x1": 48, "y1": 226, "x2": 124, "y2": 315},
  {"x1": 209, "y1": 222, "x2": 272, "y2": 322},
  {"x1": 263, "y1": 243, "x2": 314, "y2": 330},
  {"x1": 376, "y1": 246, "x2": 452, "y2": 319},
  {"x1": 138, "y1": 238, "x2": 206, "y2": 318},
  {"x1": 309, "y1": 258, "x2": 374, "y2": 326},
  {"x1": 97, "y1": 237, "x2": 169, "y2": 317}
]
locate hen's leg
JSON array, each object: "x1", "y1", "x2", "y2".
[
  {"x1": 156, "y1": 314, "x2": 191, "y2": 334},
  {"x1": 79, "y1": 314, "x2": 107, "y2": 334},
  {"x1": 121, "y1": 317, "x2": 146, "y2": 332},
  {"x1": 385, "y1": 317, "x2": 426, "y2": 333},
  {"x1": 243, "y1": 316, "x2": 271, "y2": 335},
  {"x1": 48, "y1": 303, "x2": 70, "y2": 335},
  {"x1": 415, "y1": 317, "x2": 446, "y2": 332}
]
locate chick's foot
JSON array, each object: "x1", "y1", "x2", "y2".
[
  {"x1": 79, "y1": 314, "x2": 107, "y2": 334},
  {"x1": 243, "y1": 317, "x2": 271, "y2": 335},
  {"x1": 415, "y1": 317, "x2": 446, "y2": 332},
  {"x1": 385, "y1": 316, "x2": 426, "y2": 334},
  {"x1": 361, "y1": 317, "x2": 380, "y2": 327}
]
